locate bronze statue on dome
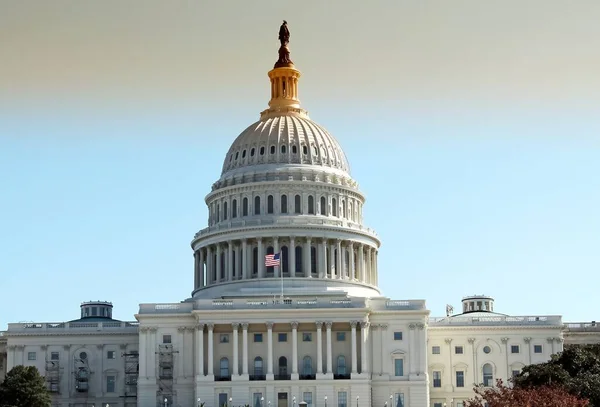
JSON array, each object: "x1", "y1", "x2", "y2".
[{"x1": 275, "y1": 20, "x2": 293, "y2": 68}]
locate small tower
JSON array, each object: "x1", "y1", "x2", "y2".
[
  {"x1": 461, "y1": 295, "x2": 495, "y2": 313},
  {"x1": 79, "y1": 301, "x2": 113, "y2": 319}
]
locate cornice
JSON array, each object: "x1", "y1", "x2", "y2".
[
  {"x1": 5, "y1": 332, "x2": 138, "y2": 337},
  {"x1": 428, "y1": 325, "x2": 565, "y2": 332}
]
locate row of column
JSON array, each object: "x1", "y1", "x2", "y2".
[
  {"x1": 194, "y1": 239, "x2": 378, "y2": 289},
  {"x1": 194, "y1": 321, "x2": 369, "y2": 378}
]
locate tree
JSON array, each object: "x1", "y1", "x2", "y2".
[
  {"x1": 465, "y1": 379, "x2": 589, "y2": 407},
  {"x1": 0, "y1": 365, "x2": 51, "y2": 407},
  {"x1": 513, "y1": 344, "x2": 600, "y2": 406}
]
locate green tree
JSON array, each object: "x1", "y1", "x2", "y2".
[
  {"x1": 465, "y1": 379, "x2": 589, "y2": 407},
  {"x1": 513, "y1": 343, "x2": 600, "y2": 406},
  {"x1": 0, "y1": 365, "x2": 51, "y2": 407}
]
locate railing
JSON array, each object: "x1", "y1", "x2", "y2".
[
  {"x1": 564, "y1": 322, "x2": 600, "y2": 331},
  {"x1": 138, "y1": 297, "x2": 427, "y2": 313},
  {"x1": 333, "y1": 373, "x2": 351, "y2": 380},
  {"x1": 299, "y1": 374, "x2": 316, "y2": 380},
  {"x1": 429, "y1": 315, "x2": 563, "y2": 326},
  {"x1": 215, "y1": 375, "x2": 232, "y2": 381},
  {"x1": 274, "y1": 374, "x2": 291, "y2": 380},
  {"x1": 193, "y1": 217, "x2": 378, "y2": 239},
  {"x1": 249, "y1": 374, "x2": 266, "y2": 381},
  {"x1": 7, "y1": 321, "x2": 139, "y2": 333}
]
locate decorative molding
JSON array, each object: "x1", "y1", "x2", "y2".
[
  {"x1": 241, "y1": 322, "x2": 249, "y2": 330},
  {"x1": 360, "y1": 321, "x2": 370, "y2": 329},
  {"x1": 96, "y1": 344, "x2": 104, "y2": 350},
  {"x1": 119, "y1": 344, "x2": 127, "y2": 350},
  {"x1": 444, "y1": 338, "x2": 452, "y2": 344},
  {"x1": 547, "y1": 337, "x2": 555, "y2": 343},
  {"x1": 140, "y1": 327, "x2": 149, "y2": 333},
  {"x1": 177, "y1": 327, "x2": 186, "y2": 333},
  {"x1": 40, "y1": 345, "x2": 48, "y2": 350},
  {"x1": 197, "y1": 323, "x2": 205, "y2": 331},
  {"x1": 467, "y1": 338, "x2": 476, "y2": 344},
  {"x1": 416, "y1": 323, "x2": 425, "y2": 330},
  {"x1": 266, "y1": 322, "x2": 274, "y2": 330},
  {"x1": 149, "y1": 327, "x2": 158, "y2": 332},
  {"x1": 232, "y1": 322, "x2": 240, "y2": 330},
  {"x1": 524, "y1": 337, "x2": 532, "y2": 343},
  {"x1": 501, "y1": 337, "x2": 509, "y2": 344},
  {"x1": 350, "y1": 321, "x2": 358, "y2": 328},
  {"x1": 380, "y1": 324, "x2": 388, "y2": 331},
  {"x1": 325, "y1": 321, "x2": 333, "y2": 329},
  {"x1": 314, "y1": 321, "x2": 323, "y2": 329},
  {"x1": 408, "y1": 324, "x2": 417, "y2": 330},
  {"x1": 63, "y1": 344, "x2": 71, "y2": 350},
  {"x1": 290, "y1": 321, "x2": 299, "y2": 329},
  {"x1": 206, "y1": 323, "x2": 215, "y2": 330}
]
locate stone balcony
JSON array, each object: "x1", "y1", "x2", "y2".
[
  {"x1": 138, "y1": 297, "x2": 426, "y2": 314},
  {"x1": 564, "y1": 321, "x2": 600, "y2": 331},
  {"x1": 193, "y1": 217, "x2": 378, "y2": 240},
  {"x1": 6, "y1": 321, "x2": 139, "y2": 335},
  {"x1": 429, "y1": 315, "x2": 563, "y2": 327}
]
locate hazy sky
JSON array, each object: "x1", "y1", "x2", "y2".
[{"x1": 1, "y1": 1, "x2": 599, "y2": 328}]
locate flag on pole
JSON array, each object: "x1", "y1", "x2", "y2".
[{"x1": 265, "y1": 252, "x2": 281, "y2": 267}]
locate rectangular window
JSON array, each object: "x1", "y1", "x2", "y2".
[
  {"x1": 455, "y1": 346, "x2": 464, "y2": 354},
  {"x1": 338, "y1": 391, "x2": 347, "y2": 407},
  {"x1": 394, "y1": 359, "x2": 404, "y2": 376},
  {"x1": 50, "y1": 352, "x2": 60, "y2": 361},
  {"x1": 27, "y1": 352, "x2": 36, "y2": 361},
  {"x1": 253, "y1": 392, "x2": 263, "y2": 407},
  {"x1": 107, "y1": 351, "x2": 116, "y2": 359},
  {"x1": 219, "y1": 393, "x2": 228, "y2": 407},
  {"x1": 393, "y1": 331, "x2": 403, "y2": 340},
  {"x1": 456, "y1": 371, "x2": 465, "y2": 387},
  {"x1": 254, "y1": 333, "x2": 263, "y2": 343},
  {"x1": 303, "y1": 332, "x2": 312, "y2": 342},
  {"x1": 456, "y1": 403, "x2": 464, "y2": 407},
  {"x1": 220, "y1": 334, "x2": 229, "y2": 343},
  {"x1": 432, "y1": 346, "x2": 441, "y2": 354},
  {"x1": 534, "y1": 345, "x2": 543, "y2": 353},
  {"x1": 303, "y1": 392, "x2": 313, "y2": 407},
  {"x1": 278, "y1": 333, "x2": 287, "y2": 342},
  {"x1": 433, "y1": 371, "x2": 442, "y2": 387},
  {"x1": 162, "y1": 334, "x2": 172, "y2": 344},
  {"x1": 336, "y1": 332, "x2": 346, "y2": 341},
  {"x1": 434, "y1": 403, "x2": 443, "y2": 407},
  {"x1": 512, "y1": 370, "x2": 520, "y2": 379},
  {"x1": 393, "y1": 393, "x2": 404, "y2": 407},
  {"x1": 106, "y1": 375, "x2": 116, "y2": 393},
  {"x1": 511, "y1": 345, "x2": 520, "y2": 354}
]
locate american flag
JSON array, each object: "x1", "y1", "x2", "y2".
[{"x1": 265, "y1": 252, "x2": 281, "y2": 267}]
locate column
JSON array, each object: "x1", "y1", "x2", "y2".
[
  {"x1": 318, "y1": 239, "x2": 327, "y2": 278},
  {"x1": 216, "y1": 244, "x2": 223, "y2": 281},
  {"x1": 316, "y1": 322, "x2": 323, "y2": 374},
  {"x1": 303, "y1": 238, "x2": 311, "y2": 276},
  {"x1": 148, "y1": 328, "x2": 157, "y2": 378},
  {"x1": 235, "y1": 242, "x2": 241, "y2": 280},
  {"x1": 273, "y1": 238, "x2": 280, "y2": 278},
  {"x1": 380, "y1": 324, "x2": 387, "y2": 375},
  {"x1": 290, "y1": 237, "x2": 296, "y2": 277},
  {"x1": 177, "y1": 327, "x2": 185, "y2": 378},
  {"x1": 232, "y1": 323, "x2": 239, "y2": 376},
  {"x1": 341, "y1": 243, "x2": 347, "y2": 279},
  {"x1": 242, "y1": 323, "x2": 249, "y2": 375},
  {"x1": 336, "y1": 240, "x2": 343, "y2": 280},
  {"x1": 196, "y1": 324, "x2": 204, "y2": 377},
  {"x1": 351, "y1": 321, "x2": 358, "y2": 374},
  {"x1": 548, "y1": 337, "x2": 556, "y2": 354},
  {"x1": 207, "y1": 246, "x2": 213, "y2": 284},
  {"x1": 417, "y1": 323, "x2": 426, "y2": 375},
  {"x1": 267, "y1": 322, "x2": 274, "y2": 376},
  {"x1": 326, "y1": 322, "x2": 333, "y2": 375},
  {"x1": 360, "y1": 322, "x2": 369, "y2": 374},
  {"x1": 207, "y1": 323, "x2": 214, "y2": 376},
  {"x1": 374, "y1": 250, "x2": 378, "y2": 285},
  {"x1": 194, "y1": 251, "x2": 199, "y2": 288},
  {"x1": 408, "y1": 324, "x2": 416, "y2": 376},
  {"x1": 242, "y1": 239, "x2": 248, "y2": 279},
  {"x1": 139, "y1": 328, "x2": 148, "y2": 377},
  {"x1": 291, "y1": 321, "x2": 298, "y2": 375},
  {"x1": 228, "y1": 241, "x2": 234, "y2": 281},
  {"x1": 329, "y1": 241, "x2": 335, "y2": 279},
  {"x1": 358, "y1": 245, "x2": 365, "y2": 283},
  {"x1": 199, "y1": 249, "x2": 205, "y2": 287},
  {"x1": 366, "y1": 248, "x2": 372, "y2": 284},
  {"x1": 258, "y1": 238, "x2": 265, "y2": 278},
  {"x1": 349, "y1": 242, "x2": 355, "y2": 280}
]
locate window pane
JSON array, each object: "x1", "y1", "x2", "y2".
[{"x1": 394, "y1": 359, "x2": 404, "y2": 376}]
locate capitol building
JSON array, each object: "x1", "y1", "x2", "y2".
[{"x1": 0, "y1": 23, "x2": 597, "y2": 407}]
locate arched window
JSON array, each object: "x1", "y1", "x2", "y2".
[
  {"x1": 216, "y1": 203, "x2": 220, "y2": 222},
  {"x1": 220, "y1": 357, "x2": 229, "y2": 377},
  {"x1": 483, "y1": 363, "x2": 494, "y2": 387},
  {"x1": 336, "y1": 355, "x2": 346, "y2": 375},
  {"x1": 281, "y1": 194, "x2": 288, "y2": 214},
  {"x1": 223, "y1": 201, "x2": 228, "y2": 220},
  {"x1": 320, "y1": 196, "x2": 327, "y2": 215},
  {"x1": 243, "y1": 197, "x2": 248, "y2": 216},
  {"x1": 294, "y1": 194, "x2": 301, "y2": 214},
  {"x1": 213, "y1": 253, "x2": 217, "y2": 282},
  {"x1": 348, "y1": 201, "x2": 353, "y2": 221},
  {"x1": 281, "y1": 246, "x2": 289, "y2": 275},
  {"x1": 266, "y1": 246, "x2": 274, "y2": 275},
  {"x1": 308, "y1": 196, "x2": 315, "y2": 214},
  {"x1": 342, "y1": 200, "x2": 347, "y2": 218},
  {"x1": 232, "y1": 199, "x2": 237, "y2": 218},
  {"x1": 267, "y1": 195, "x2": 274, "y2": 214},
  {"x1": 252, "y1": 247, "x2": 258, "y2": 276},
  {"x1": 295, "y1": 246, "x2": 303, "y2": 275},
  {"x1": 292, "y1": 145, "x2": 297, "y2": 154},
  {"x1": 310, "y1": 246, "x2": 317, "y2": 275},
  {"x1": 281, "y1": 145, "x2": 287, "y2": 154},
  {"x1": 332, "y1": 198, "x2": 337, "y2": 217},
  {"x1": 302, "y1": 356, "x2": 313, "y2": 376},
  {"x1": 254, "y1": 357, "x2": 264, "y2": 376},
  {"x1": 278, "y1": 356, "x2": 288, "y2": 376},
  {"x1": 254, "y1": 196, "x2": 261, "y2": 215}
]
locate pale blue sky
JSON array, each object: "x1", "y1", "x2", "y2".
[{"x1": 1, "y1": 1, "x2": 599, "y2": 329}]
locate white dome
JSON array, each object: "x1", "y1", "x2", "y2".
[{"x1": 220, "y1": 115, "x2": 351, "y2": 178}]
